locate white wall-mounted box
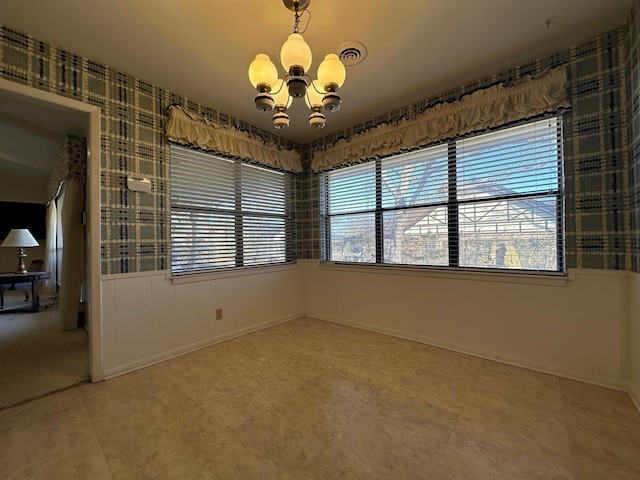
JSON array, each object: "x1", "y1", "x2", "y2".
[{"x1": 127, "y1": 176, "x2": 152, "y2": 193}]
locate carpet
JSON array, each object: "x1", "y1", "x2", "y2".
[{"x1": 0, "y1": 291, "x2": 89, "y2": 410}]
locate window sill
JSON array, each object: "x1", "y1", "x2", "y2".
[
  {"x1": 317, "y1": 261, "x2": 570, "y2": 287},
  {"x1": 169, "y1": 262, "x2": 298, "y2": 285}
]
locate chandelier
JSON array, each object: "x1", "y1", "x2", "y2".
[{"x1": 248, "y1": 0, "x2": 346, "y2": 129}]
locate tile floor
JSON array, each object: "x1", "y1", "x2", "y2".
[{"x1": 1, "y1": 317, "x2": 639, "y2": 479}]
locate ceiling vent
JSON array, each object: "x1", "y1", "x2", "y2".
[{"x1": 336, "y1": 41, "x2": 367, "y2": 66}]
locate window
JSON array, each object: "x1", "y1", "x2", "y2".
[
  {"x1": 170, "y1": 145, "x2": 294, "y2": 275},
  {"x1": 321, "y1": 117, "x2": 564, "y2": 272}
]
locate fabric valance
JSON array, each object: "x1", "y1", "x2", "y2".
[
  {"x1": 165, "y1": 105, "x2": 302, "y2": 173},
  {"x1": 45, "y1": 135, "x2": 87, "y2": 201},
  {"x1": 311, "y1": 66, "x2": 570, "y2": 172}
]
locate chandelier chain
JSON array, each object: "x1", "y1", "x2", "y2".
[
  {"x1": 292, "y1": 2, "x2": 300, "y2": 33},
  {"x1": 291, "y1": 3, "x2": 310, "y2": 34}
]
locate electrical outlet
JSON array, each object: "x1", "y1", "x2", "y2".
[{"x1": 215, "y1": 308, "x2": 223, "y2": 320}]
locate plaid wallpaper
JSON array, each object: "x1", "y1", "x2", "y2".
[
  {"x1": 565, "y1": 28, "x2": 630, "y2": 270},
  {"x1": 0, "y1": 24, "x2": 297, "y2": 275},
  {"x1": 0, "y1": 18, "x2": 636, "y2": 273},
  {"x1": 628, "y1": 0, "x2": 640, "y2": 273},
  {"x1": 299, "y1": 28, "x2": 634, "y2": 271}
]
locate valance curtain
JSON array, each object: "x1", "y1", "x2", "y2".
[
  {"x1": 311, "y1": 66, "x2": 570, "y2": 172},
  {"x1": 165, "y1": 105, "x2": 302, "y2": 173},
  {"x1": 45, "y1": 135, "x2": 88, "y2": 201}
]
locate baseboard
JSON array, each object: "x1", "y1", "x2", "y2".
[
  {"x1": 103, "y1": 311, "x2": 303, "y2": 379},
  {"x1": 305, "y1": 311, "x2": 631, "y2": 393}
]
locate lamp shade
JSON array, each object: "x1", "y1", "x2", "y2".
[
  {"x1": 1, "y1": 228, "x2": 39, "y2": 247},
  {"x1": 305, "y1": 80, "x2": 325, "y2": 108},
  {"x1": 280, "y1": 33, "x2": 312, "y2": 73},
  {"x1": 248, "y1": 54, "x2": 278, "y2": 89},
  {"x1": 317, "y1": 53, "x2": 346, "y2": 88}
]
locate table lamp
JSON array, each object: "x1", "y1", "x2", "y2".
[{"x1": 1, "y1": 228, "x2": 40, "y2": 274}]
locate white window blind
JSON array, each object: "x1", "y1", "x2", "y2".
[
  {"x1": 321, "y1": 117, "x2": 564, "y2": 272},
  {"x1": 171, "y1": 145, "x2": 294, "y2": 275}
]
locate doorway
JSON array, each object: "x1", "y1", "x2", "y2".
[{"x1": 0, "y1": 79, "x2": 102, "y2": 407}]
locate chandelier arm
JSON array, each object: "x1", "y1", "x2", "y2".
[
  {"x1": 304, "y1": 91, "x2": 321, "y2": 111},
  {"x1": 307, "y1": 75, "x2": 325, "y2": 94},
  {"x1": 271, "y1": 75, "x2": 290, "y2": 96}
]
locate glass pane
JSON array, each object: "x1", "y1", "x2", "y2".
[
  {"x1": 328, "y1": 163, "x2": 376, "y2": 214},
  {"x1": 242, "y1": 163, "x2": 286, "y2": 215},
  {"x1": 381, "y1": 145, "x2": 448, "y2": 208},
  {"x1": 171, "y1": 150, "x2": 236, "y2": 210},
  {"x1": 383, "y1": 207, "x2": 448, "y2": 265},
  {"x1": 329, "y1": 213, "x2": 375, "y2": 262},
  {"x1": 458, "y1": 196, "x2": 559, "y2": 271},
  {"x1": 243, "y1": 216, "x2": 287, "y2": 265},
  {"x1": 171, "y1": 210, "x2": 236, "y2": 272},
  {"x1": 457, "y1": 119, "x2": 559, "y2": 200}
]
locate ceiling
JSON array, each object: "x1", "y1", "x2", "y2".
[
  {"x1": 0, "y1": 89, "x2": 87, "y2": 203},
  {"x1": 0, "y1": 0, "x2": 635, "y2": 148}
]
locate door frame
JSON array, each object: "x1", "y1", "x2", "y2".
[{"x1": 0, "y1": 78, "x2": 103, "y2": 381}]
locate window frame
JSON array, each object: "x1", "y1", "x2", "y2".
[
  {"x1": 320, "y1": 117, "x2": 565, "y2": 275},
  {"x1": 170, "y1": 145, "x2": 296, "y2": 277}
]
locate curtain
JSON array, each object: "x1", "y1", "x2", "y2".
[
  {"x1": 42, "y1": 135, "x2": 86, "y2": 330},
  {"x1": 45, "y1": 136, "x2": 87, "y2": 200},
  {"x1": 43, "y1": 200, "x2": 57, "y2": 294},
  {"x1": 165, "y1": 105, "x2": 303, "y2": 173},
  {"x1": 311, "y1": 66, "x2": 570, "y2": 172},
  {"x1": 55, "y1": 187, "x2": 65, "y2": 288},
  {"x1": 57, "y1": 177, "x2": 84, "y2": 331}
]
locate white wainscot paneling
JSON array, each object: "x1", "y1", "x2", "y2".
[
  {"x1": 113, "y1": 276, "x2": 153, "y2": 368},
  {"x1": 174, "y1": 280, "x2": 206, "y2": 348},
  {"x1": 100, "y1": 279, "x2": 116, "y2": 372},
  {"x1": 300, "y1": 260, "x2": 630, "y2": 389},
  {"x1": 101, "y1": 266, "x2": 304, "y2": 377},
  {"x1": 241, "y1": 268, "x2": 305, "y2": 325},
  {"x1": 630, "y1": 272, "x2": 640, "y2": 410},
  {"x1": 151, "y1": 274, "x2": 177, "y2": 355}
]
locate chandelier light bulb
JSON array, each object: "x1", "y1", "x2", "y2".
[
  {"x1": 272, "y1": 79, "x2": 290, "y2": 108},
  {"x1": 280, "y1": 33, "x2": 312, "y2": 74},
  {"x1": 248, "y1": 54, "x2": 278, "y2": 90},
  {"x1": 305, "y1": 80, "x2": 325, "y2": 109},
  {"x1": 317, "y1": 53, "x2": 346, "y2": 89}
]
